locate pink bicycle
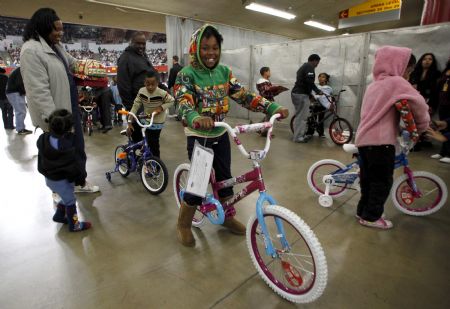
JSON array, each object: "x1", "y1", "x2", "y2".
[{"x1": 173, "y1": 114, "x2": 327, "y2": 303}]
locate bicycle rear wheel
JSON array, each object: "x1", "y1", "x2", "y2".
[
  {"x1": 391, "y1": 171, "x2": 447, "y2": 216},
  {"x1": 329, "y1": 118, "x2": 353, "y2": 145},
  {"x1": 307, "y1": 159, "x2": 349, "y2": 198},
  {"x1": 173, "y1": 164, "x2": 205, "y2": 227},
  {"x1": 140, "y1": 156, "x2": 168, "y2": 195},
  {"x1": 247, "y1": 205, "x2": 327, "y2": 303},
  {"x1": 114, "y1": 145, "x2": 130, "y2": 177}
]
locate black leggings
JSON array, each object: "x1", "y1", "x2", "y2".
[
  {"x1": 183, "y1": 133, "x2": 233, "y2": 206},
  {"x1": 357, "y1": 145, "x2": 395, "y2": 221}
]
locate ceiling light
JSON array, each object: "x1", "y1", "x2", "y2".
[
  {"x1": 304, "y1": 20, "x2": 336, "y2": 31},
  {"x1": 245, "y1": 3, "x2": 296, "y2": 20}
]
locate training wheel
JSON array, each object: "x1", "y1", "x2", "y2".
[
  {"x1": 319, "y1": 195, "x2": 333, "y2": 207},
  {"x1": 106, "y1": 172, "x2": 111, "y2": 182}
]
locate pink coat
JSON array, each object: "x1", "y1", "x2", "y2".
[{"x1": 355, "y1": 46, "x2": 430, "y2": 147}]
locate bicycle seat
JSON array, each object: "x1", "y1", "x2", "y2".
[{"x1": 343, "y1": 144, "x2": 358, "y2": 154}]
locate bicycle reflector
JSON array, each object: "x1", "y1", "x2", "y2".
[
  {"x1": 118, "y1": 152, "x2": 127, "y2": 159},
  {"x1": 281, "y1": 260, "x2": 303, "y2": 287}
]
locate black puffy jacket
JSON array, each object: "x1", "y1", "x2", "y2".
[{"x1": 36, "y1": 133, "x2": 84, "y2": 184}]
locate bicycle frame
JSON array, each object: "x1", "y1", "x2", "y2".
[
  {"x1": 326, "y1": 150, "x2": 422, "y2": 198},
  {"x1": 80, "y1": 106, "x2": 95, "y2": 125},
  {"x1": 198, "y1": 114, "x2": 290, "y2": 257},
  {"x1": 112, "y1": 111, "x2": 156, "y2": 173},
  {"x1": 309, "y1": 91, "x2": 344, "y2": 128}
]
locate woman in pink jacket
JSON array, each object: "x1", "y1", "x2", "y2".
[{"x1": 355, "y1": 46, "x2": 430, "y2": 229}]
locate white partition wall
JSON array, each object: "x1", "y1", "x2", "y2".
[
  {"x1": 221, "y1": 48, "x2": 252, "y2": 119},
  {"x1": 218, "y1": 23, "x2": 450, "y2": 128}
]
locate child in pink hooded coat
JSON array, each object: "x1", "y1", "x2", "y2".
[{"x1": 355, "y1": 46, "x2": 430, "y2": 229}]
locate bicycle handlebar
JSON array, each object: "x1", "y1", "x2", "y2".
[
  {"x1": 80, "y1": 105, "x2": 95, "y2": 113},
  {"x1": 212, "y1": 113, "x2": 281, "y2": 160},
  {"x1": 118, "y1": 110, "x2": 157, "y2": 128}
]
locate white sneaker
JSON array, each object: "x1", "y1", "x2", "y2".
[
  {"x1": 431, "y1": 154, "x2": 442, "y2": 159},
  {"x1": 74, "y1": 182, "x2": 100, "y2": 193},
  {"x1": 439, "y1": 157, "x2": 450, "y2": 164}
]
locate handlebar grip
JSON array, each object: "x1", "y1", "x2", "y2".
[{"x1": 118, "y1": 110, "x2": 129, "y2": 115}]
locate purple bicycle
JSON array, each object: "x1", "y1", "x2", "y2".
[{"x1": 173, "y1": 114, "x2": 327, "y2": 303}]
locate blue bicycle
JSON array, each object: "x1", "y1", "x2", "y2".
[
  {"x1": 307, "y1": 134, "x2": 447, "y2": 215},
  {"x1": 106, "y1": 111, "x2": 168, "y2": 195}
]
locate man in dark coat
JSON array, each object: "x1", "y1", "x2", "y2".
[{"x1": 117, "y1": 32, "x2": 167, "y2": 142}]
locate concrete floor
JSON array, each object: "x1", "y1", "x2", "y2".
[{"x1": 0, "y1": 116, "x2": 449, "y2": 309}]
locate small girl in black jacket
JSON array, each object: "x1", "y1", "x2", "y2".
[{"x1": 37, "y1": 109, "x2": 91, "y2": 232}]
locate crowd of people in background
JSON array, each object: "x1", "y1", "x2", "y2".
[
  {"x1": 1, "y1": 46, "x2": 167, "y2": 67},
  {"x1": 0, "y1": 15, "x2": 166, "y2": 44}
]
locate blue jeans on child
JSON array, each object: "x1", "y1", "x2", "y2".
[
  {"x1": 5, "y1": 92, "x2": 26, "y2": 132},
  {"x1": 45, "y1": 178, "x2": 76, "y2": 206}
]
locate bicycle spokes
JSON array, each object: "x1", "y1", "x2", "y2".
[{"x1": 252, "y1": 217, "x2": 316, "y2": 292}]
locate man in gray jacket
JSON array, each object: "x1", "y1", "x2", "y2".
[{"x1": 291, "y1": 54, "x2": 322, "y2": 143}]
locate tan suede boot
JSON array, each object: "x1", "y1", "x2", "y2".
[
  {"x1": 177, "y1": 202, "x2": 197, "y2": 247},
  {"x1": 219, "y1": 196, "x2": 246, "y2": 235},
  {"x1": 222, "y1": 217, "x2": 246, "y2": 235}
]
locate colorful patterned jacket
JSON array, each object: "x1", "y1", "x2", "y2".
[{"x1": 174, "y1": 24, "x2": 282, "y2": 138}]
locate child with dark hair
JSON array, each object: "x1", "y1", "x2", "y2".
[
  {"x1": 127, "y1": 70, "x2": 174, "y2": 158},
  {"x1": 36, "y1": 109, "x2": 91, "y2": 232},
  {"x1": 174, "y1": 24, "x2": 289, "y2": 247},
  {"x1": 256, "y1": 66, "x2": 288, "y2": 137},
  {"x1": 305, "y1": 72, "x2": 333, "y2": 138}
]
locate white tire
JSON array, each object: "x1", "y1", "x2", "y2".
[
  {"x1": 307, "y1": 159, "x2": 348, "y2": 198},
  {"x1": 246, "y1": 205, "x2": 327, "y2": 303},
  {"x1": 173, "y1": 163, "x2": 205, "y2": 227},
  {"x1": 391, "y1": 171, "x2": 447, "y2": 216}
]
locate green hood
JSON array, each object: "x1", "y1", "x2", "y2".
[{"x1": 188, "y1": 24, "x2": 221, "y2": 71}]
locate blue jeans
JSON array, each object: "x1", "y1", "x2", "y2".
[
  {"x1": 291, "y1": 93, "x2": 310, "y2": 141},
  {"x1": 0, "y1": 98, "x2": 14, "y2": 129},
  {"x1": 5, "y1": 92, "x2": 27, "y2": 132},
  {"x1": 45, "y1": 178, "x2": 76, "y2": 206}
]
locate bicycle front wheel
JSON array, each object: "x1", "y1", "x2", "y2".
[
  {"x1": 391, "y1": 171, "x2": 447, "y2": 216},
  {"x1": 140, "y1": 157, "x2": 168, "y2": 195},
  {"x1": 307, "y1": 159, "x2": 349, "y2": 198},
  {"x1": 173, "y1": 164, "x2": 205, "y2": 227},
  {"x1": 329, "y1": 118, "x2": 353, "y2": 145},
  {"x1": 247, "y1": 205, "x2": 327, "y2": 303}
]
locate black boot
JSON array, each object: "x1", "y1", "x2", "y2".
[
  {"x1": 52, "y1": 203, "x2": 67, "y2": 224},
  {"x1": 65, "y1": 205, "x2": 91, "y2": 232}
]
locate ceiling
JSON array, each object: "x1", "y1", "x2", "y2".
[{"x1": 0, "y1": 0, "x2": 425, "y2": 39}]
